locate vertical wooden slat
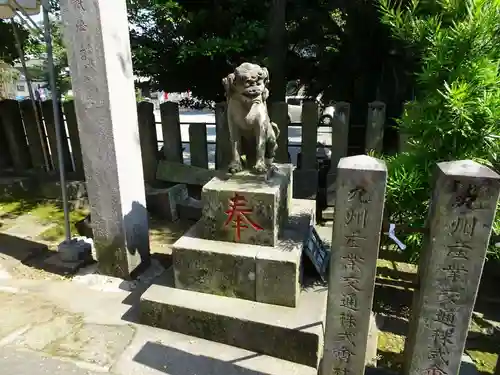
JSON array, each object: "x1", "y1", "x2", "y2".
[
  {"x1": 189, "y1": 123, "x2": 209, "y2": 169},
  {"x1": 160, "y1": 101, "x2": 183, "y2": 163},
  {"x1": 215, "y1": 102, "x2": 231, "y2": 170},
  {"x1": 41, "y1": 99, "x2": 73, "y2": 172},
  {"x1": 19, "y1": 99, "x2": 51, "y2": 171},
  {"x1": 365, "y1": 101, "x2": 386, "y2": 154},
  {"x1": 63, "y1": 101, "x2": 85, "y2": 179},
  {"x1": 137, "y1": 101, "x2": 159, "y2": 183},
  {"x1": 0, "y1": 99, "x2": 32, "y2": 172},
  {"x1": 0, "y1": 115, "x2": 12, "y2": 170},
  {"x1": 269, "y1": 101, "x2": 288, "y2": 163},
  {"x1": 300, "y1": 101, "x2": 318, "y2": 170}
]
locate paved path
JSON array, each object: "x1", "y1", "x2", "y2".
[
  {"x1": 0, "y1": 261, "x2": 316, "y2": 375},
  {"x1": 0, "y1": 346, "x2": 103, "y2": 375}
]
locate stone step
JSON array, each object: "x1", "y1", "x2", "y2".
[{"x1": 139, "y1": 268, "x2": 327, "y2": 369}]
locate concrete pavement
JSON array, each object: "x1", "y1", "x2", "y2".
[{"x1": 0, "y1": 261, "x2": 316, "y2": 375}]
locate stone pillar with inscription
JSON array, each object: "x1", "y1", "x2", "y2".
[
  {"x1": 404, "y1": 160, "x2": 500, "y2": 375},
  {"x1": 321, "y1": 155, "x2": 387, "y2": 375},
  {"x1": 59, "y1": 0, "x2": 150, "y2": 278}
]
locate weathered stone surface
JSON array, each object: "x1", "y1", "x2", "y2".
[
  {"x1": 58, "y1": 237, "x2": 93, "y2": 262},
  {"x1": 60, "y1": 0, "x2": 150, "y2": 278},
  {"x1": 215, "y1": 102, "x2": 231, "y2": 170},
  {"x1": 39, "y1": 180, "x2": 87, "y2": 201},
  {"x1": 255, "y1": 228, "x2": 302, "y2": 307},
  {"x1": 0, "y1": 100, "x2": 31, "y2": 172},
  {"x1": 156, "y1": 160, "x2": 231, "y2": 186},
  {"x1": 139, "y1": 266, "x2": 326, "y2": 368},
  {"x1": 189, "y1": 123, "x2": 209, "y2": 169},
  {"x1": 40, "y1": 100, "x2": 73, "y2": 173},
  {"x1": 63, "y1": 101, "x2": 85, "y2": 179},
  {"x1": 365, "y1": 101, "x2": 386, "y2": 154},
  {"x1": 322, "y1": 155, "x2": 387, "y2": 375},
  {"x1": 173, "y1": 199, "x2": 313, "y2": 307},
  {"x1": 137, "y1": 101, "x2": 158, "y2": 183},
  {"x1": 274, "y1": 163, "x2": 294, "y2": 227},
  {"x1": 366, "y1": 312, "x2": 383, "y2": 367},
  {"x1": 173, "y1": 225, "x2": 257, "y2": 300},
  {"x1": 146, "y1": 184, "x2": 188, "y2": 221},
  {"x1": 293, "y1": 169, "x2": 318, "y2": 199},
  {"x1": 404, "y1": 160, "x2": 500, "y2": 375},
  {"x1": 200, "y1": 166, "x2": 290, "y2": 246},
  {"x1": 160, "y1": 102, "x2": 183, "y2": 163},
  {"x1": 19, "y1": 99, "x2": 50, "y2": 172},
  {"x1": 176, "y1": 197, "x2": 202, "y2": 221},
  {"x1": 222, "y1": 63, "x2": 279, "y2": 173},
  {"x1": 269, "y1": 102, "x2": 288, "y2": 163},
  {"x1": 300, "y1": 102, "x2": 319, "y2": 170},
  {"x1": 329, "y1": 102, "x2": 350, "y2": 176}
]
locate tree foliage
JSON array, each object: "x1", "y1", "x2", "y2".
[
  {"x1": 0, "y1": 20, "x2": 28, "y2": 99},
  {"x1": 126, "y1": 0, "x2": 414, "y2": 129},
  {"x1": 24, "y1": 19, "x2": 72, "y2": 96},
  {"x1": 379, "y1": 0, "x2": 500, "y2": 261}
]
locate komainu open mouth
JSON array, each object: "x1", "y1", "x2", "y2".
[{"x1": 243, "y1": 91, "x2": 261, "y2": 99}]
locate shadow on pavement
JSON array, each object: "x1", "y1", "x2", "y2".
[{"x1": 133, "y1": 341, "x2": 269, "y2": 375}]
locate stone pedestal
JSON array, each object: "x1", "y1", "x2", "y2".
[
  {"x1": 200, "y1": 165, "x2": 291, "y2": 247},
  {"x1": 173, "y1": 199, "x2": 311, "y2": 307},
  {"x1": 139, "y1": 163, "x2": 329, "y2": 368}
]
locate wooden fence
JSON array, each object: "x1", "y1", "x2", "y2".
[{"x1": 0, "y1": 99, "x2": 390, "y2": 198}]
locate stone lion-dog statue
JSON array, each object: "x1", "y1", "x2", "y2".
[{"x1": 222, "y1": 63, "x2": 280, "y2": 174}]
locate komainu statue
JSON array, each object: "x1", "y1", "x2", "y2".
[{"x1": 222, "y1": 63, "x2": 279, "y2": 174}]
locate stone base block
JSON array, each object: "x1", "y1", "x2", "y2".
[
  {"x1": 139, "y1": 268, "x2": 326, "y2": 368},
  {"x1": 199, "y1": 164, "x2": 292, "y2": 246},
  {"x1": 146, "y1": 184, "x2": 188, "y2": 221},
  {"x1": 176, "y1": 197, "x2": 202, "y2": 221},
  {"x1": 58, "y1": 236, "x2": 93, "y2": 262},
  {"x1": 172, "y1": 199, "x2": 314, "y2": 307}
]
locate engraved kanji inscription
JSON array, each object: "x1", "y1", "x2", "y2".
[
  {"x1": 446, "y1": 242, "x2": 472, "y2": 260},
  {"x1": 338, "y1": 330, "x2": 356, "y2": 346},
  {"x1": 348, "y1": 187, "x2": 371, "y2": 203},
  {"x1": 422, "y1": 365, "x2": 447, "y2": 375},
  {"x1": 441, "y1": 263, "x2": 468, "y2": 283},
  {"x1": 340, "y1": 312, "x2": 357, "y2": 329},
  {"x1": 434, "y1": 308, "x2": 456, "y2": 327},
  {"x1": 332, "y1": 346, "x2": 354, "y2": 362},
  {"x1": 341, "y1": 253, "x2": 364, "y2": 272},
  {"x1": 340, "y1": 293, "x2": 358, "y2": 311},
  {"x1": 345, "y1": 208, "x2": 367, "y2": 228},
  {"x1": 431, "y1": 327, "x2": 454, "y2": 347},
  {"x1": 344, "y1": 232, "x2": 366, "y2": 249},
  {"x1": 450, "y1": 216, "x2": 477, "y2": 237},
  {"x1": 332, "y1": 368, "x2": 349, "y2": 375},
  {"x1": 437, "y1": 289, "x2": 461, "y2": 306},
  {"x1": 224, "y1": 193, "x2": 263, "y2": 241},
  {"x1": 71, "y1": 0, "x2": 85, "y2": 12},
  {"x1": 452, "y1": 182, "x2": 482, "y2": 209},
  {"x1": 428, "y1": 345, "x2": 450, "y2": 365},
  {"x1": 75, "y1": 19, "x2": 88, "y2": 32},
  {"x1": 342, "y1": 276, "x2": 361, "y2": 292}
]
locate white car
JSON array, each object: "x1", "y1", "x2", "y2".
[{"x1": 286, "y1": 94, "x2": 334, "y2": 125}]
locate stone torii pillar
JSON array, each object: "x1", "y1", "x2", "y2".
[{"x1": 59, "y1": 0, "x2": 150, "y2": 278}]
